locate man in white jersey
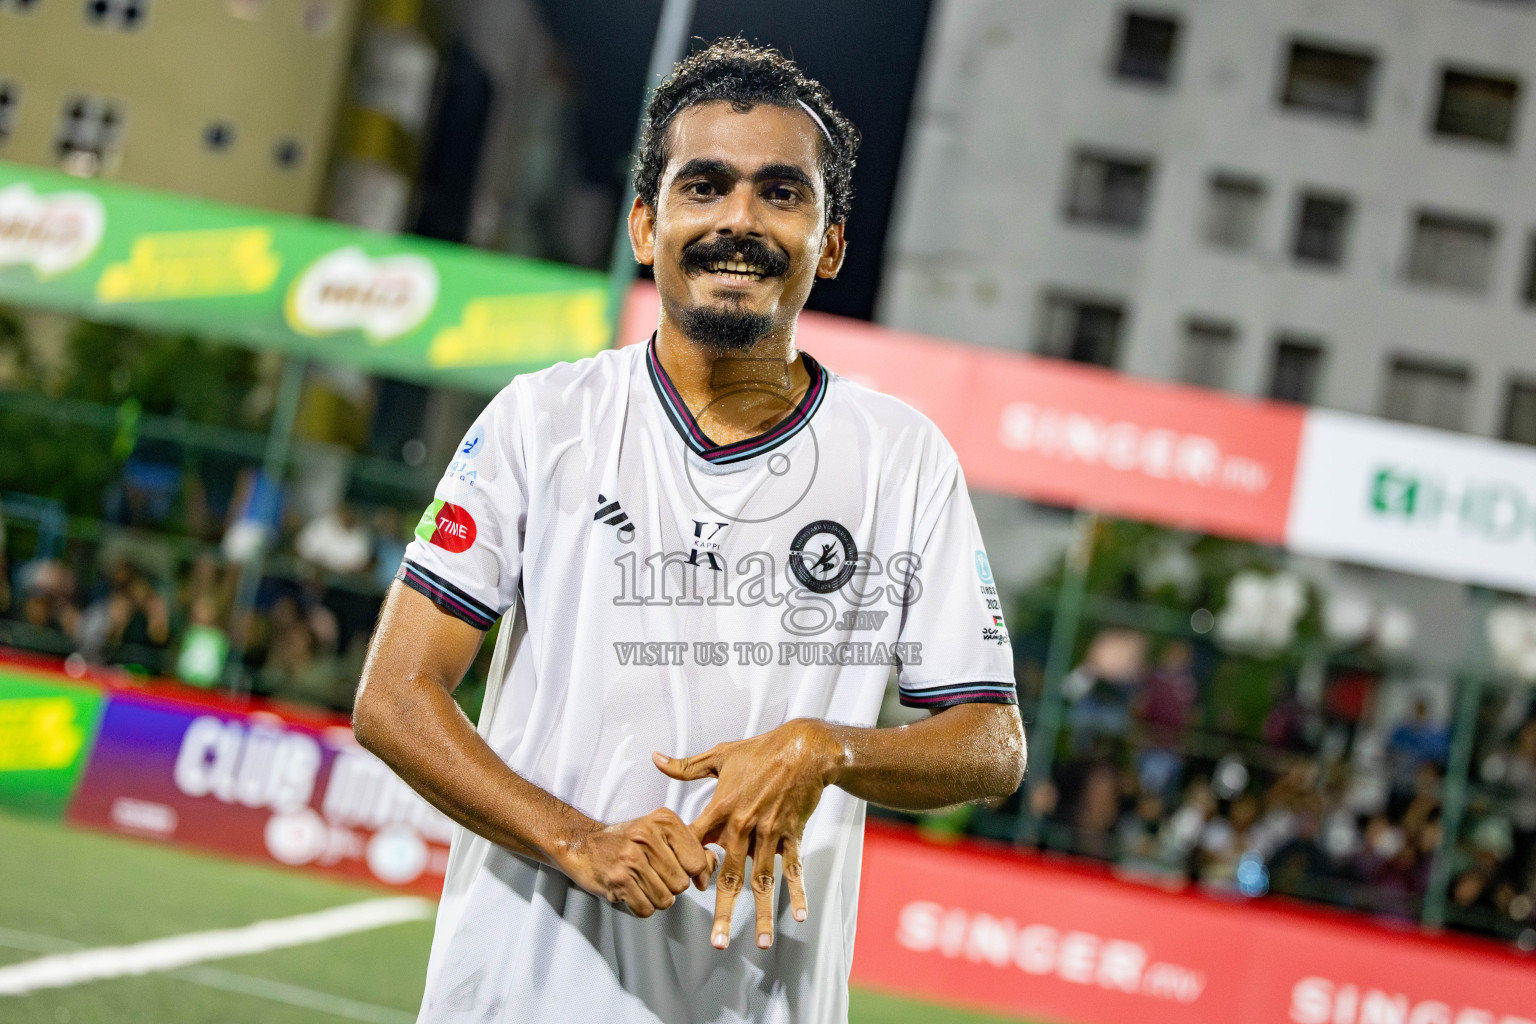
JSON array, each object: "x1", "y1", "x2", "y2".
[{"x1": 354, "y1": 38, "x2": 1026, "y2": 1024}]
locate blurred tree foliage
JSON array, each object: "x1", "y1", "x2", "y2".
[
  {"x1": 61, "y1": 320, "x2": 263, "y2": 427},
  {"x1": 1011, "y1": 517, "x2": 1327, "y2": 739},
  {"x1": 0, "y1": 313, "x2": 264, "y2": 521}
]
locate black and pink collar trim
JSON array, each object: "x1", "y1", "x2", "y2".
[{"x1": 645, "y1": 334, "x2": 828, "y2": 465}]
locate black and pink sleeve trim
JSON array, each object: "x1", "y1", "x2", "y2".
[
  {"x1": 898, "y1": 680, "x2": 1018, "y2": 710},
  {"x1": 397, "y1": 560, "x2": 500, "y2": 630}
]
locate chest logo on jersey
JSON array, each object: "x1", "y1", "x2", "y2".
[
  {"x1": 416, "y1": 499, "x2": 476, "y2": 554},
  {"x1": 789, "y1": 520, "x2": 858, "y2": 594},
  {"x1": 688, "y1": 519, "x2": 729, "y2": 571},
  {"x1": 594, "y1": 493, "x2": 636, "y2": 543}
]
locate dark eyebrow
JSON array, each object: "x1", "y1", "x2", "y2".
[
  {"x1": 753, "y1": 163, "x2": 816, "y2": 192},
  {"x1": 673, "y1": 158, "x2": 736, "y2": 181},
  {"x1": 671, "y1": 158, "x2": 817, "y2": 193}
]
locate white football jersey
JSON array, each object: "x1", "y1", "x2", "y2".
[{"x1": 399, "y1": 336, "x2": 1014, "y2": 1024}]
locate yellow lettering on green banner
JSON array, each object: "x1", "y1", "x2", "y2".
[
  {"x1": 0, "y1": 697, "x2": 85, "y2": 771},
  {"x1": 428, "y1": 291, "x2": 607, "y2": 368},
  {"x1": 96, "y1": 227, "x2": 281, "y2": 302}
]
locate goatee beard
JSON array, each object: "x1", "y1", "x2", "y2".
[{"x1": 679, "y1": 304, "x2": 774, "y2": 354}]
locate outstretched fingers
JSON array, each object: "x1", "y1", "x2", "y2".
[
  {"x1": 751, "y1": 830, "x2": 779, "y2": 949},
  {"x1": 782, "y1": 834, "x2": 808, "y2": 924},
  {"x1": 711, "y1": 826, "x2": 748, "y2": 950}
]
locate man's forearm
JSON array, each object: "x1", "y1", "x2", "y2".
[
  {"x1": 353, "y1": 669, "x2": 594, "y2": 867},
  {"x1": 815, "y1": 702, "x2": 1026, "y2": 811}
]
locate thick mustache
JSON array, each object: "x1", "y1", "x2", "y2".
[{"x1": 679, "y1": 238, "x2": 791, "y2": 277}]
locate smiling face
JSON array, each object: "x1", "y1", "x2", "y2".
[{"x1": 630, "y1": 101, "x2": 846, "y2": 353}]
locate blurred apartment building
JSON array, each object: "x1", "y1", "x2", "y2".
[
  {"x1": 0, "y1": 0, "x2": 363, "y2": 214},
  {"x1": 882, "y1": 0, "x2": 1536, "y2": 444},
  {"x1": 0, "y1": 0, "x2": 590, "y2": 473},
  {"x1": 0, "y1": 0, "x2": 583, "y2": 254}
]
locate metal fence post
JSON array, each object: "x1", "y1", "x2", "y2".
[
  {"x1": 221, "y1": 355, "x2": 307, "y2": 695},
  {"x1": 1016, "y1": 509, "x2": 1097, "y2": 845},
  {"x1": 604, "y1": 0, "x2": 698, "y2": 344},
  {"x1": 1421, "y1": 586, "x2": 1494, "y2": 929}
]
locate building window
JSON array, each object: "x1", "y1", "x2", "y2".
[
  {"x1": 1406, "y1": 211, "x2": 1497, "y2": 292},
  {"x1": 1292, "y1": 192, "x2": 1352, "y2": 267},
  {"x1": 1038, "y1": 292, "x2": 1125, "y2": 367},
  {"x1": 1065, "y1": 150, "x2": 1153, "y2": 231},
  {"x1": 1503, "y1": 380, "x2": 1536, "y2": 446},
  {"x1": 273, "y1": 138, "x2": 304, "y2": 168},
  {"x1": 84, "y1": 0, "x2": 147, "y2": 29},
  {"x1": 1203, "y1": 174, "x2": 1265, "y2": 251},
  {"x1": 203, "y1": 121, "x2": 236, "y2": 151},
  {"x1": 0, "y1": 82, "x2": 17, "y2": 143},
  {"x1": 1179, "y1": 319, "x2": 1237, "y2": 389},
  {"x1": 1382, "y1": 358, "x2": 1470, "y2": 431},
  {"x1": 1280, "y1": 41, "x2": 1376, "y2": 121},
  {"x1": 1114, "y1": 10, "x2": 1180, "y2": 86},
  {"x1": 1268, "y1": 337, "x2": 1324, "y2": 404},
  {"x1": 54, "y1": 95, "x2": 126, "y2": 176},
  {"x1": 1434, "y1": 68, "x2": 1520, "y2": 145}
]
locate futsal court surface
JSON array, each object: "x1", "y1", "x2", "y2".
[{"x1": 0, "y1": 812, "x2": 1037, "y2": 1024}]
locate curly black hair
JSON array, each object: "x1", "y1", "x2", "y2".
[{"x1": 633, "y1": 37, "x2": 861, "y2": 225}]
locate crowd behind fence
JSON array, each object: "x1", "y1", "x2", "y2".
[{"x1": 2, "y1": 316, "x2": 1533, "y2": 949}]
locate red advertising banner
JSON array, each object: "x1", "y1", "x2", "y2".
[
  {"x1": 66, "y1": 681, "x2": 453, "y2": 895},
  {"x1": 852, "y1": 825, "x2": 1536, "y2": 1024},
  {"x1": 622, "y1": 284, "x2": 1304, "y2": 543}
]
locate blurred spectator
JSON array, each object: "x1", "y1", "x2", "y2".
[
  {"x1": 16, "y1": 559, "x2": 81, "y2": 637},
  {"x1": 1197, "y1": 794, "x2": 1261, "y2": 888},
  {"x1": 295, "y1": 503, "x2": 373, "y2": 575},
  {"x1": 78, "y1": 561, "x2": 170, "y2": 666},
  {"x1": 257, "y1": 614, "x2": 348, "y2": 711},
  {"x1": 1138, "y1": 639, "x2": 1197, "y2": 737},
  {"x1": 371, "y1": 506, "x2": 408, "y2": 591},
  {"x1": 103, "y1": 455, "x2": 182, "y2": 527},
  {"x1": 222, "y1": 468, "x2": 283, "y2": 564},
  {"x1": 174, "y1": 594, "x2": 229, "y2": 689},
  {"x1": 1157, "y1": 776, "x2": 1216, "y2": 869},
  {"x1": 1064, "y1": 628, "x2": 1148, "y2": 749},
  {"x1": 1388, "y1": 696, "x2": 1451, "y2": 792}
]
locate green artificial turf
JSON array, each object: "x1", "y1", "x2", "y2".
[{"x1": 0, "y1": 812, "x2": 1043, "y2": 1023}]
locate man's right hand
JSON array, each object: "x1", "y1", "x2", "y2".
[{"x1": 555, "y1": 808, "x2": 715, "y2": 917}]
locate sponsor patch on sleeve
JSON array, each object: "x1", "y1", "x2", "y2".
[{"x1": 415, "y1": 499, "x2": 477, "y2": 553}]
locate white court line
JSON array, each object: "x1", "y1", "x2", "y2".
[
  {"x1": 0, "y1": 926, "x2": 416, "y2": 1022},
  {"x1": 173, "y1": 965, "x2": 416, "y2": 1024},
  {"x1": 0, "y1": 898, "x2": 433, "y2": 997}
]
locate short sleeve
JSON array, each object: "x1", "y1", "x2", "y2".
[
  {"x1": 397, "y1": 381, "x2": 526, "y2": 630},
  {"x1": 895, "y1": 455, "x2": 1017, "y2": 709}
]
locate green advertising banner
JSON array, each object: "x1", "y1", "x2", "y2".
[
  {"x1": 0, "y1": 161, "x2": 611, "y2": 392},
  {"x1": 0, "y1": 666, "x2": 105, "y2": 819}
]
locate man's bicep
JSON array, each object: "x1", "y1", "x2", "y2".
[{"x1": 364, "y1": 581, "x2": 488, "y2": 697}]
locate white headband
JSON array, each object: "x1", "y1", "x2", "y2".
[{"x1": 797, "y1": 99, "x2": 835, "y2": 148}]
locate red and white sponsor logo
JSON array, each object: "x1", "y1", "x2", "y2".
[
  {"x1": 430, "y1": 502, "x2": 476, "y2": 553},
  {"x1": 853, "y1": 826, "x2": 1536, "y2": 1024},
  {"x1": 895, "y1": 901, "x2": 1206, "y2": 1005},
  {"x1": 1289, "y1": 975, "x2": 1533, "y2": 1024}
]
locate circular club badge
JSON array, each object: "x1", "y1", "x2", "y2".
[{"x1": 789, "y1": 520, "x2": 858, "y2": 594}]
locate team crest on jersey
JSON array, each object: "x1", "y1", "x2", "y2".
[{"x1": 789, "y1": 520, "x2": 858, "y2": 594}]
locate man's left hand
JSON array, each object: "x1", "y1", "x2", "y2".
[{"x1": 653, "y1": 719, "x2": 843, "y2": 951}]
